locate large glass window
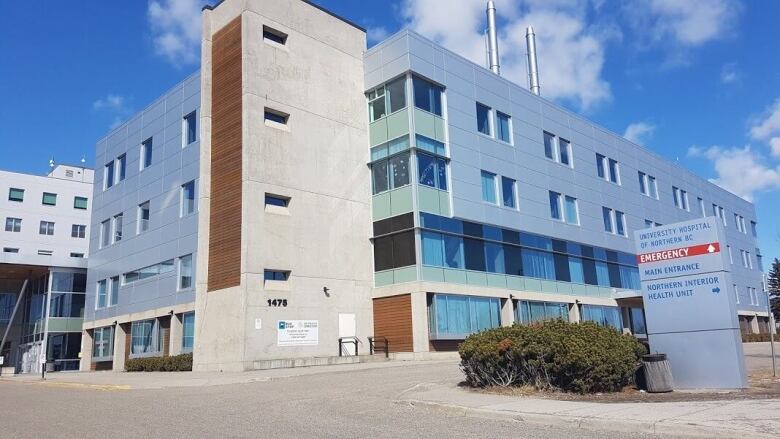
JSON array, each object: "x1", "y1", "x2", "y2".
[
  {"x1": 130, "y1": 319, "x2": 162, "y2": 356},
  {"x1": 368, "y1": 77, "x2": 406, "y2": 122},
  {"x1": 476, "y1": 103, "x2": 491, "y2": 135},
  {"x1": 522, "y1": 248, "x2": 555, "y2": 280},
  {"x1": 429, "y1": 294, "x2": 501, "y2": 339},
  {"x1": 516, "y1": 300, "x2": 569, "y2": 324},
  {"x1": 496, "y1": 112, "x2": 511, "y2": 142},
  {"x1": 501, "y1": 176, "x2": 516, "y2": 208},
  {"x1": 92, "y1": 326, "x2": 114, "y2": 360},
  {"x1": 412, "y1": 76, "x2": 442, "y2": 116},
  {"x1": 39, "y1": 221, "x2": 55, "y2": 236},
  {"x1": 629, "y1": 307, "x2": 646, "y2": 335},
  {"x1": 49, "y1": 293, "x2": 86, "y2": 318},
  {"x1": 1, "y1": 293, "x2": 16, "y2": 322},
  {"x1": 418, "y1": 153, "x2": 447, "y2": 190},
  {"x1": 373, "y1": 231, "x2": 416, "y2": 271},
  {"x1": 123, "y1": 259, "x2": 175, "y2": 285},
  {"x1": 371, "y1": 152, "x2": 410, "y2": 195},
  {"x1": 581, "y1": 305, "x2": 622, "y2": 331},
  {"x1": 182, "y1": 312, "x2": 195, "y2": 352},
  {"x1": 5, "y1": 217, "x2": 21, "y2": 232},
  {"x1": 481, "y1": 171, "x2": 497, "y2": 203},
  {"x1": 415, "y1": 135, "x2": 445, "y2": 156}
]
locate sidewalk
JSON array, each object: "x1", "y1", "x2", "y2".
[
  {"x1": 0, "y1": 358, "x2": 454, "y2": 390},
  {"x1": 397, "y1": 382, "x2": 780, "y2": 438}
]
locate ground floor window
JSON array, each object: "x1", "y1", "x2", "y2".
[
  {"x1": 627, "y1": 307, "x2": 647, "y2": 335},
  {"x1": 92, "y1": 326, "x2": 114, "y2": 360},
  {"x1": 516, "y1": 300, "x2": 569, "y2": 324},
  {"x1": 130, "y1": 319, "x2": 162, "y2": 357},
  {"x1": 580, "y1": 305, "x2": 622, "y2": 331},
  {"x1": 182, "y1": 312, "x2": 194, "y2": 352},
  {"x1": 428, "y1": 294, "x2": 501, "y2": 340}
]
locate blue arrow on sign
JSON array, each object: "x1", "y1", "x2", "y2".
[{"x1": 712, "y1": 287, "x2": 721, "y2": 294}]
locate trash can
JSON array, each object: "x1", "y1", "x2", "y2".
[{"x1": 642, "y1": 353, "x2": 674, "y2": 393}]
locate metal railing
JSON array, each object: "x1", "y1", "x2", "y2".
[
  {"x1": 368, "y1": 336, "x2": 389, "y2": 358},
  {"x1": 338, "y1": 336, "x2": 359, "y2": 357}
]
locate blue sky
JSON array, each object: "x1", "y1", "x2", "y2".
[{"x1": 2, "y1": 0, "x2": 780, "y2": 263}]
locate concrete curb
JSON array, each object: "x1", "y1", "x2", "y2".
[{"x1": 396, "y1": 398, "x2": 745, "y2": 438}]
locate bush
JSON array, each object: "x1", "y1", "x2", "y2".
[
  {"x1": 742, "y1": 333, "x2": 773, "y2": 343},
  {"x1": 459, "y1": 320, "x2": 646, "y2": 394},
  {"x1": 125, "y1": 353, "x2": 193, "y2": 372}
]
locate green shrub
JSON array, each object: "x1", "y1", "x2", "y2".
[
  {"x1": 125, "y1": 353, "x2": 193, "y2": 372},
  {"x1": 742, "y1": 333, "x2": 773, "y2": 343},
  {"x1": 459, "y1": 320, "x2": 646, "y2": 394}
]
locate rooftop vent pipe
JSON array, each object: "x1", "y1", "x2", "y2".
[
  {"x1": 486, "y1": 1, "x2": 500, "y2": 75},
  {"x1": 525, "y1": 26, "x2": 540, "y2": 95}
]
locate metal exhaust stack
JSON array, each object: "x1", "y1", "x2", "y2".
[
  {"x1": 525, "y1": 26, "x2": 540, "y2": 95},
  {"x1": 486, "y1": 0, "x2": 500, "y2": 75}
]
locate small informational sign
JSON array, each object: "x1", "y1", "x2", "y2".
[
  {"x1": 0, "y1": 356, "x2": 4, "y2": 365},
  {"x1": 635, "y1": 217, "x2": 747, "y2": 389},
  {"x1": 255, "y1": 318, "x2": 262, "y2": 330},
  {"x1": 277, "y1": 320, "x2": 318, "y2": 346}
]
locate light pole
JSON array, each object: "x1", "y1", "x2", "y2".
[{"x1": 766, "y1": 287, "x2": 777, "y2": 377}]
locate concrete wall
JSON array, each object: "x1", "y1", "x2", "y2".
[
  {"x1": 0, "y1": 165, "x2": 92, "y2": 268},
  {"x1": 194, "y1": 0, "x2": 372, "y2": 371},
  {"x1": 364, "y1": 30, "x2": 766, "y2": 315},
  {"x1": 81, "y1": 73, "x2": 200, "y2": 370}
]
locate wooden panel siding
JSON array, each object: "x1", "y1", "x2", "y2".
[
  {"x1": 208, "y1": 17, "x2": 243, "y2": 292},
  {"x1": 372, "y1": 295, "x2": 414, "y2": 352}
]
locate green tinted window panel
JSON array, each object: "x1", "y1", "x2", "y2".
[
  {"x1": 414, "y1": 109, "x2": 437, "y2": 139},
  {"x1": 433, "y1": 116, "x2": 447, "y2": 142},
  {"x1": 8, "y1": 188, "x2": 24, "y2": 202},
  {"x1": 42, "y1": 192, "x2": 57, "y2": 206},
  {"x1": 74, "y1": 196, "x2": 88, "y2": 209},
  {"x1": 599, "y1": 287, "x2": 613, "y2": 298},
  {"x1": 506, "y1": 276, "x2": 524, "y2": 291},
  {"x1": 570, "y1": 283, "x2": 588, "y2": 295},
  {"x1": 486, "y1": 273, "x2": 507, "y2": 289},
  {"x1": 374, "y1": 270, "x2": 394, "y2": 287},
  {"x1": 466, "y1": 270, "x2": 488, "y2": 287},
  {"x1": 586, "y1": 285, "x2": 602, "y2": 298},
  {"x1": 370, "y1": 118, "x2": 389, "y2": 147},
  {"x1": 555, "y1": 282, "x2": 574, "y2": 296},
  {"x1": 386, "y1": 109, "x2": 410, "y2": 140},
  {"x1": 393, "y1": 266, "x2": 418, "y2": 283},
  {"x1": 421, "y1": 266, "x2": 445, "y2": 282},
  {"x1": 438, "y1": 191, "x2": 451, "y2": 216},
  {"x1": 372, "y1": 192, "x2": 392, "y2": 221},
  {"x1": 389, "y1": 185, "x2": 413, "y2": 216},
  {"x1": 417, "y1": 185, "x2": 441, "y2": 215},
  {"x1": 523, "y1": 278, "x2": 542, "y2": 292},
  {"x1": 443, "y1": 268, "x2": 468, "y2": 284},
  {"x1": 540, "y1": 280, "x2": 558, "y2": 294}
]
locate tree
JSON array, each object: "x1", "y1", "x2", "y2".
[{"x1": 767, "y1": 258, "x2": 780, "y2": 321}]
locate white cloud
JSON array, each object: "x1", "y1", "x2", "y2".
[
  {"x1": 401, "y1": 0, "x2": 612, "y2": 110},
  {"x1": 687, "y1": 145, "x2": 780, "y2": 201},
  {"x1": 635, "y1": 0, "x2": 740, "y2": 47},
  {"x1": 93, "y1": 94, "x2": 127, "y2": 111},
  {"x1": 720, "y1": 62, "x2": 739, "y2": 85},
  {"x1": 367, "y1": 26, "x2": 390, "y2": 45},
  {"x1": 750, "y1": 99, "x2": 780, "y2": 141},
  {"x1": 148, "y1": 0, "x2": 204, "y2": 66},
  {"x1": 623, "y1": 122, "x2": 655, "y2": 145}
]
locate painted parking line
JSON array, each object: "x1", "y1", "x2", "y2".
[{"x1": 0, "y1": 380, "x2": 131, "y2": 391}]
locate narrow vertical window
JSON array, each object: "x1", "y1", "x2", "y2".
[
  {"x1": 501, "y1": 176, "x2": 516, "y2": 208},
  {"x1": 638, "y1": 171, "x2": 647, "y2": 195},
  {"x1": 113, "y1": 213, "x2": 123, "y2": 243},
  {"x1": 481, "y1": 171, "x2": 497, "y2": 204},
  {"x1": 104, "y1": 161, "x2": 115, "y2": 189},
  {"x1": 179, "y1": 254, "x2": 193, "y2": 290},
  {"x1": 141, "y1": 138, "x2": 153, "y2": 170},
  {"x1": 698, "y1": 197, "x2": 705, "y2": 217},
  {"x1": 138, "y1": 201, "x2": 150, "y2": 233},
  {"x1": 476, "y1": 103, "x2": 491, "y2": 136},
  {"x1": 602, "y1": 207, "x2": 613, "y2": 233},
  {"x1": 184, "y1": 111, "x2": 197, "y2": 146},
  {"x1": 615, "y1": 210, "x2": 626, "y2": 236},
  {"x1": 496, "y1": 112, "x2": 511, "y2": 143},
  {"x1": 96, "y1": 280, "x2": 107, "y2": 309},
  {"x1": 648, "y1": 176, "x2": 658, "y2": 198},
  {"x1": 117, "y1": 154, "x2": 126, "y2": 182},
  {"x1": 549, "y1": 191, "x2": 562, "y2": 220},
  {"x1": 564, "y1": 196, "x2": 578, "y2": 224},
  {"x1": 100, "y1": 220, "x2": 111, "y2": 248},
  {"x1": 559, "y1": 138, "x2": 571, "y2": 166},
  {"x1": 544, "y1": 132, "x2": 556, "y2": 160},
  {"x1": 110, "y1": 276, "x2": 120, "y2": 306},
  {"x1": 596, "y1": 154, "x2": 606, "y2": 179},
  {"x1": 608, "y1": 159, "x2": 619, "y2": 184},
  {"x1": 181, "y1": 181, "x2": 196, "y2": 216}
]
